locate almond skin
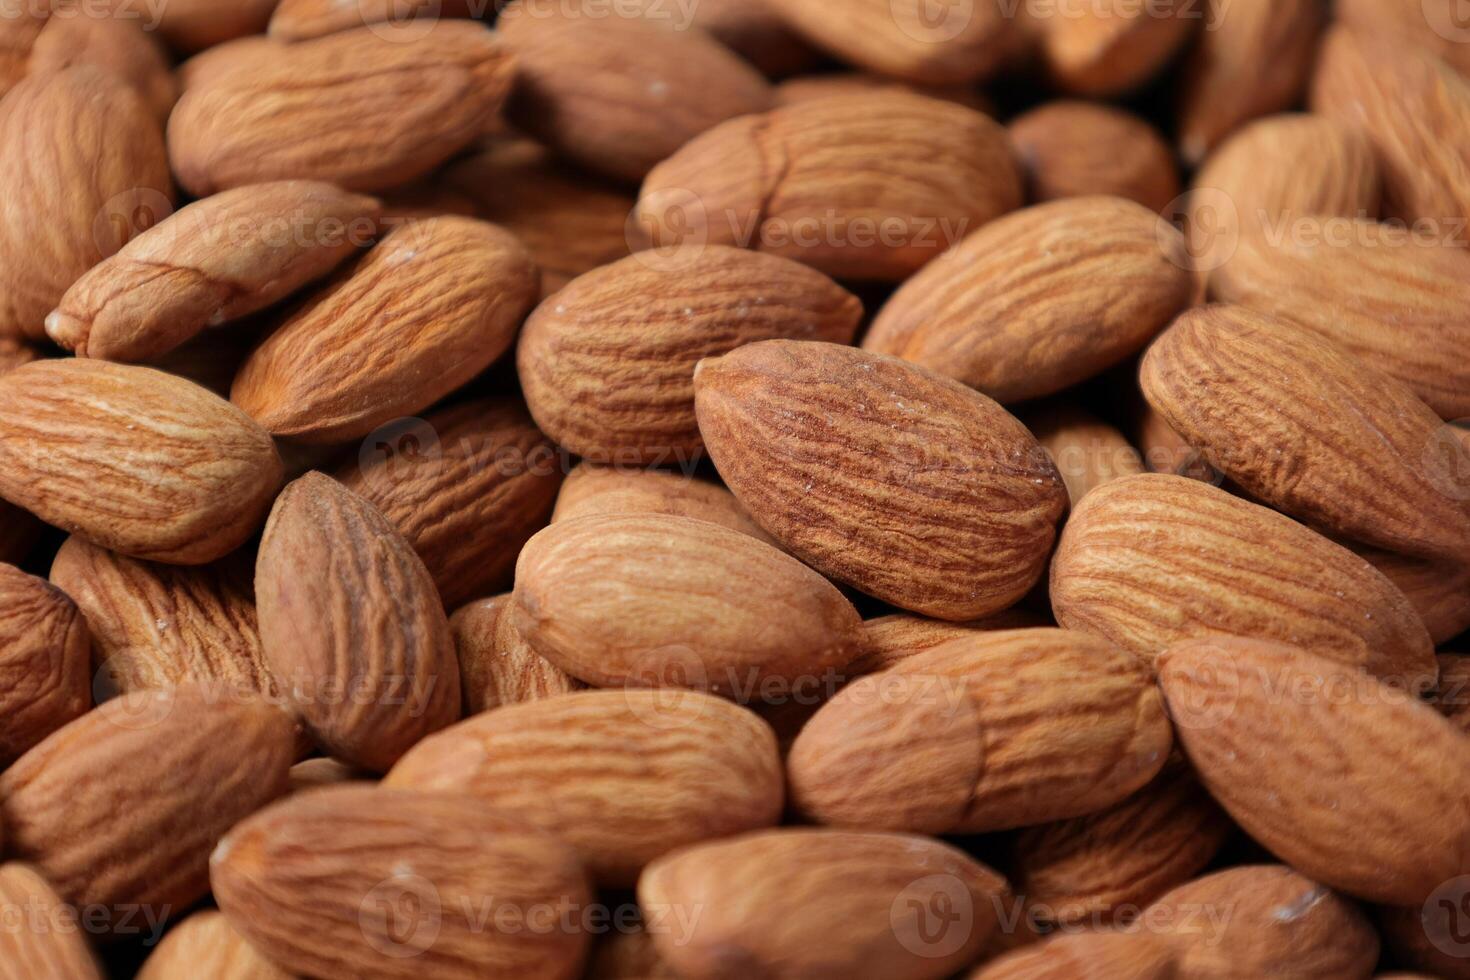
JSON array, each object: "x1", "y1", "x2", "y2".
[
  {"x1": 255, "y1": 473, "x2": 460, "y2": 771},
  {"x1": 788, "y1": 629, "x2": 1172, "y2": 834},
  {"x1": 864, "y1": 197, "x2": 1193, "y2": 404},
  {"x1": 695, "y1": 341, "x2": 1068, "y2": 620},
  {"x1": 638, "y1": 828, "x2": 1008, "y2": 980},
  {"x1": 1142, "y1": 305, "x2": 1470, "y2": 561},
  {"x1": 498, "y1": 4, "x2": 772, "y2": 183},
  {"x1": 1027, "y1": 404, "x2": 1146, "y2": 506},
  {"x1": 511, "y1": 513, "x2": 863, "y2": 695},
  {"x1": 0, "y1": 66, "x2": 173, "y2": 341},
  {"x1": 167, "y1": 22, "x2": 513, "y2": 195},
  {"x1": 0, "y1": 359, "x2": 283, "y2": 564},
  {"x1": 1050, "y1": 473, "x2": 1437, "y2": 690},
  {"x1": 1035, "y1": 0, "x2": 1194, "y2": 97},
  {"x1": 0, "y1": 863, "x2": 104, "y2": 979},
  {"x1": 1159, "y1": 638, "x2": 1470, "y2": 905},
  {"x1": 637, "y1": 92, "x2": 1023, "y2": 282},
  {"x1": 211, "y1": 786, "x2": 592, "y2": 980},
  {"x1": 970, "y1": 931, "x2": 1177, "y2": 980},
  {"x1": 47, "y1": 181, "x2": 382, "y2": 363},
  {"x1": 334, "y1": 397, "x2": 565, "y2": 609},
  {"x1": 1008, "y1": 102, "x2": 1179, "y2": 213},
  {"x1": 153, "y1": 0, "x2": 279, "y2": 52},
  {"x1": 0, "y1": 563, "x2": 90, "y2": 765},
  {"x1": 518, "y1": 246, "x2": 862, "y2": 464},
  {"x1": 385, "y1": 690, "x2": 783, "y2": 885},
  {"x1": 450, "y1": 595, "x2": 584, "y2": 716},
  {"x1": 137, "y1": 910, "x2": 290, "y2": 980},
  {"x1": 0, "y1": 685, "x2": 297, "y2": 931},
  {"x1": 1353, "y1": 545, "x2": 1470, "y2": 646},
  {"x1": 849, "y1": 610, "x2": 1053, "y2": 677},
  {"x1": 552, "y1": 463, "x2": 774, "y2": 544},
  {"x1": 231, "y1": 217, "x2": 537, "y2": 444},
  {"x1": 5, "y1": 10, "x2": 176, "y2": 120},
  {"x1": 775, "y1": 72, "x2": 995, "y2": 112}
]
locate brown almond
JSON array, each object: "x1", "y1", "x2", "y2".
[
  {"x1": 971, "y1": 930, "x2": 1177, "y2": 980},
  {"x1": 850, "y1": 609, "x2": 1053, "y2": 677},
  {"x1": 0, "y1": 863, "x2": 104, "y2": 979},
  {"x1": 774, "y1": 71, "x2": 995, "y2": 113},
  {"x1": 269, "y1": 0, "x2": 479, "y2": 41},
  {"x1": 1028, "y1": 404, "x2": 1146, "y2": 507},
  {"x1": 864, "y1": 197, "x2": 1193, "y2": 403},
  {"x1": 1338, "y1": 0, "x2": 1470, "y2": 77},
  {"x1": 255, "y1": 472, "x2": 460, "y2": 771},
  {"x1": 286, "y1": 756, "x2": 372, "y2": 795},
  {"x1": 450, "y1": 595, "x2": 584, "y2": 716},
  {"x1": 137, "y1": 910, "x2": 290, "y2": 980},
  {"x1": 9, "y1": 10, "x2": 176, "y2": 121},
  {"x1": 0, "y1": 359, "x2": 283, "y2": 564},
  {"x1": 1008, "y1": 102, "x2": 1179, "y2": 212},
  {"x1": 585, "y1": 927, "x2": 679, "y2": 980},
  {"x1": 1131, "y1": 400, "x2": 1220, "y2": 482},
  {"x1": 1353, "y1": 545, "x2": 1470, "y2": 646},
  {"x1": 231, "y1": 217, "x2": 537, "y2": 444},
  {"x1": 552, "y1": 462, "x2": 774, "y2": 544},
  {"x1": 1035, "y1": 0, "x2": 1194, "y2": 97},
  {"x1": 0, "y1": 563, "x2": 90, "y2": 765}
]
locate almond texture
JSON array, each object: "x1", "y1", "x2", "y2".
[
  {"x1": 0, "y1": 563, "x2": 90, "y2": 765},
  {"x1": 450, "y1": 595, "x2": 583, "y2": 716},
  {"x1": 551, "y1": 463, "x2": 773, "y2": 544},
  {"x1": 0, "y1": 863, "x2": 104, "y2": 980}
]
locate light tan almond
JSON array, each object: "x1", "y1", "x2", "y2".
[
  {"x1": 552, "y1": 463, "x2": 774, "y2": 544},
  {"x1": 1338, "y1": 0, "x2": 1470, "y2": 77},
  {"x1": 137, "y1": 910, "x2": 290, "y2": 980},
  {"x1": 450, "y1": 595, "x2": 584, "y2": 716},
  {"x1": 1008, "y1": 102, "x2": 1179, "y2": 212},
  {"x1": 774, "y1": 71, "x2": 995, "y2": 112},
  {"x1": 0, "y1": 863, "x2": 104, "y2": 980},
  {"x1": 1028, "y1": 404, "x2": 1146, "y2": 506},
  {"x1": 1353, "y1": 545, "x2": 1470, "y2": 646},
  {"x1": 0, "y1": 563, "x2": 90, "y2": 766},
  {"x1": 1376, "y1": 896, "x2": 1470, "y2": 980},
  {"x1": 175, "y1": 35, "x2": 281, "y2": 91},
  {"x1": 4, "y1": 9, "x2": 176, "y2": 120},
  {"x1": 1035, "y1": 0, "x2": 1194, "y2": 97}
]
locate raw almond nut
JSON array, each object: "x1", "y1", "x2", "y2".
[
  {"x1": 0, "y1": 563, "x2": 90, "y2": 765},
  {"x1": 788, "y1": 628, "x2": 1172, "y2": 834},
  {"x1": 1035, "y1": 0, "x2": 1194, "y2": 97},
  {"x1": 269, "y1": 0, "x2": 480, "y2": 41},
  {"x1": 1352, "y1": 545, "x2": 1470, "y2": 646},
  {"x1": 864, "y1": 197, "x2": 1193, "y2": 403},
  {"x1": 167, "y1": 22, "x2": 513, "y2": 194},
  {"x1": 498, "y1": 4, "x2": 772, "y2": 183},
  {"x1": 637, "y1": 92, "x2": 1023, "y2": 282},
  {"x1": 639, "y1": 828, "x2": 1008, "y2": 980},
  {"x1": 175, "y1": 35, "x2": 281, "y2": 91},
  {"x1": 450, "y1": 594, "x2": 583, "y2": 716},
  {"x1": 850, "y1": 609, "x2": 1053, "y2": 677},
  {"x1": 0, "y1": 863, "x2": 104, "y2": 979},
  {"x1": 0, "y1": 66, "x2": 173, "y2": 341},
  {"x1": 1008, "y1": 102, "x2": 1179, "y2": 212},
  {"x1": 511, "y1": 513, "x2": 863, "y2": 694},
  {"x1": 1142, "y1": 305, "x2": 1470, "y2": 561},
  {"x1": 552, "y1": 463, "x2": 775, "y2": 544},
  {"x1": 1338, "y1": 0, "x2": 1470, "y2": 77},
  {"x1": 1050, "y1": 473, "x2": 1437, "y2": 689},
  {"x1": 517, "y1": 246, "x2": 862, "y2": 463},
  {"x1": 48, "y1": 536, "x2": 276, "y2": 702},
  {"x1": 334, "y1": 397, "x2": 565, "y2": 609},
  {"x1": 0, "y1": 684, "x2": 296, "y2": 930},
  {"x1": 385, "y1": 690, "x2": 783, "y2": 885},
  {"x1": 1159, "y1": 638, "x2": 1470, "y2": 905},
  {"x1": 0, "y1": 337, "x2": 37, "y2": 376},
  {"x1": 5, "y1": 10, "x2": 176, "y2": 120},
  {"x1": 1028, "y1": 404, "x2": 1146, "y2": 506},
  {"x1": 48, "y1": 181, "x2": 382, "y2": 363},
  {"x1": 231, "y1": 217, "x2": 537, "y2": 444},
  {"x1": 1146, "y1": 865, "x2": 1380, "y2": 979},
  {"x1": 255, "y1": 472, "x2": 460, "y2": 771},
  {"x1": 152, "y1": 0, "x2": 278, "y2": 51},
  {"x1": 774, "y1": 72, "x2": 995, "y2": 113},
  {"x1": 0, "y1": 359, "x2": 283, "y2": 564},
  {"x1": 211, "y1": 785, "x2": 592, "y2": 980},
  {"x1": 136, "y1": 910, "x2": 290, "y2": 980},
  {"x1": 970, "y1": 930, "x2": 1177, "y2": 980},
  {"x1": 286, "y1": 756, "x2": 371, "y2": 795}
]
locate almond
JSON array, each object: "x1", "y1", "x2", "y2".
[
  {"x1": 863, "y1": 197, "x2": 1193, "y2": 403},
  {"x1": 0, "y1": 66, "x2": 173, "y2": 341},
  {"x1": 0, "y1": 863, "x2": 103, "y2": 979},
  {"x1": 1338, "y1": 0, "x2": 1470, "y2": 77},
  {"x1": 151, "y1": 0, "x2": 279, "y2": 52},
  {"x1": 334, "y1": 397, "x2": 565, "y2": 609},
  {"x1": 850, "y1": 609, "x2": 1053, "y2": 677},
  {"x1": 510, "y1": 513, "x2": 863, "y2": 694},
  {"x1": 384, "y1": 690, "x2": 783, "y2": 885},
  {"x1": 970, "y1": 930, "x2": 1177, "y2": 980},
  {"x1": 1353, "y1": 545, "x2": 1470, "y2": 646},
  {"x1": 552, "y1": 462, "x2": 774, "y2": 544},
  {"x1": 637, "y1": 92, "x2": 1023, "y2": 282},
  {"x1": 0, "y1": 359, "x2": 283, "y2": 564},
  {"x1": 175, "y1": 35, "x2": 281, "y2": 91},
  {"x1": 638, "y1": 828, "x2": 1008, "y2": 980},
  {"x1": 137, "y1": 910, "x2": 290, "y2": 980},
  {"x1": 0, "y1": 563, "x2": 90, "y2": 765},
  {"x1": 167, "y1": 22, "x2": 513, "y2": 194},
  {"x1": 585, "y1": 927, "x2": 679, "y2": 980},
  {"x1": 268, "y1": 0, "x2": 479, "y2": 41},
  {"x1": 255, "y1": 472, "x2": 460, "y2": 771},
  {"x1": 1034, "y1": 0, "x2": 1195, "y2": 97},
  {"x1": 0, "y1": 684, "x2": 296, "y2": 930},
  {"x1": 1142, "y1": 305, "x2": 1470, "y2": 561},
  {"x1": 518, "y1": 246, "x2": 862, "y2": 464},
  {"x1": 1008, "y1": 102, "x2": 1179, "y2": 213},
  {"x1": 0, "y1": 501, "x2": 42, "y2": 566},
  {"x1": 1159, "y1": 638, "x2": 1470, "y2": 905},
  {"x1": 5, "y1": 9, "x2": 176, "y2": 120},
  {"x1": 450, "y1": 595, "x2": 584, "y2": 716},
  {"x1": 1131, "y1": 401, "x2": 1220, "y2": 482},
  {"x1": 1027, "y1": 404, "x2": 1146, "y2": 506},
  {"x1": 231, "y1": 217, "x2": 537, "y2": 444},
  {"x1": 47, "y1": 181, "x2": 382, "y2": 363},
  {"x1": 1050, "y1": 473, "x2": 1437, "y2": 689},
  {"x1": 211, "y1": 785, "x2": 592, "y2": 980},
  {"x1": 0, "y1": 337, "x2": 37, "y2": 376},
  {"x1": 498, "y1": 3, "x2": 772, "y2": 183},
  {"x1": 787, "y1": 628, "x2": 1172, "y2": 834},
  {"x1": 774, "y1": 72, "x2": 994, "y2": 113}
]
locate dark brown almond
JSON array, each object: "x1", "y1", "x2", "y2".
[
  {"x1": 450, "y1": 595, "x2": 584, "y2": 716},
  {"x1": 1009, "y1": 102, "x2": 1179, "y2": 212}
]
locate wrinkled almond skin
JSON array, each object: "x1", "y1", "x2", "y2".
[
  {"x1": 0, "y1": 564, "x2": 90, "y2": 765},
  {"x1": 788, "y1": 629, "x2": 1172, "y2": 834},
  {"x1": 695, "y1": 341, "x2": 1068, "y2": 620},
  {"x1": 518, "y1": 246, "x2": 862, "y2": 464},
  {"x1": 1008, "y1": 102, "x2": 1179, "y2": 212},
  {"x1": 175, "y1": 35, "x2": 281, "y2": 91},
  {"x1": 48, "y1": 181, "x2": 382, "y2": 363},
  {"x1": 1159, "y1": 638, "x2": 1470, "y2": 905},
  {"x1": 211, "y1": 786, "x2": 592, "y2": 980},
  {"x1": 638, "y1": 92, "x2": 1023, "y2": 282},
  {"x1": 334, "y1": 397, "x2": 565, "y2": 609},
  {"x1": 137, "y1": 910, "x2": 290, "y2": 980},
  {"x1": 849, "y1": 609, "x2": 1053, "y2": 677},
  {"x1": 168, "y1": 23, "x2": 513, "y2": 195},
  {"x1": 1143, "y1": 306, "x2": 1470, "y2": 561},
  {"x1": 1035, "y1": 0, "x2": 1194, "y2": 97},
  {"x1": 255, "y1": 473, "x2": 460, "y2": 771},
  {"x1": 385, "y1": 690, "x2": 783, "y2": 886},
  {"x1": 1354, "y1": 545, "x2": 1470, "y2": 646},
  {"x1": 0, "y1": 863, "x2": 104, "y2": 980},
  {"x1": 1028, "y1": 405, "x2": 1145, "y2": 507},
  {"x1": 552, "y1": 463, "x2": 774, "y2": 544},
  {"x1": 450, "y1": 595, "x2": 583, "y2": 716},
  {"x1": 1051, "y1": 474, "x2": 1437, "y2": 689},
  {"x1": 970, "y1": 931, "x2": 1177, "y2": 980},
  {"x1": 639, "y1": 828, "x2": 1008, "y2": 980},
  {"x1": 511, "y1": 513, "x2": 863, "y2": 694},
  {"x1": 269, "y1": 0, "x2": 480, "y2": 41},
  {"x1": 864, "y1": 197, "x2": 1193, "y2": 403},
  {"x1": 0, "y1": 66, "x2": 173, "y2": 341},
  {"x1": 498, "y1": 5, "x2": 772, "y2": 183},
  {"x1": 1146, "y1": 865, "x2": 1380, "y2": 979},
  {"x1": 0, "y1": 685, "x2": 296, "y2": 931},
  {"x1": 232, "y1": 217, "x2": 537, "y2": 444},
  {"x1": 2, "y1": 10, "x2": 176, "y2": 120},
  {"x1": 0, "y1": 359, "x2": 283, "y2": 564}
]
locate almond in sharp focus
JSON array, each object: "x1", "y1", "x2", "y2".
[
  {"x1": 1338, "y1": 0, "x2": 1470, "y2": 77},
  {"x1": 695, "y1": 341, "x2": 1067, "y2": 620},
  {"x1": 136, "y1": 910, "x2": 290, "y2": 980},
  {"x1": 1008, "y1": 102, "x2": 1179, "y2": 213},
  {"x1": 0, "y1": 563, "x2": 90, "y2": 766},
  {"x1": 552, "y1": 462, "x2": 774, "y2": 544},
  {"x1": 0, "y1": 863, "x2": 103, "y2": 979},
  {"x1": 0, "y1": 359, "x2": 283, "y2": 564},
  {"x1": 450, "y1": 595, "x2": 583, "y2": 716}
]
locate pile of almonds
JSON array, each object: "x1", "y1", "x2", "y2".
[{"x1": 1, "y1": 1, "x2": 1469, "y2": 978}]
